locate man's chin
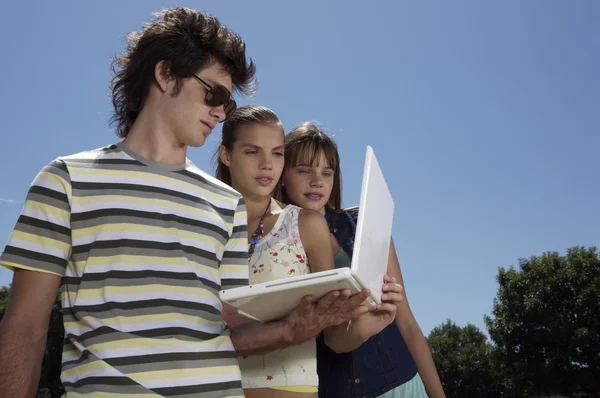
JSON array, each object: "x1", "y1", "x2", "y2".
[{"x1": 185, "y1": 135, "x2": 208, "y2": 148}]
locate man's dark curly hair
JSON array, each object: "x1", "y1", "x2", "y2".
[{"x1": 110, "y1": 7, "x2": 257, "y2": 138}]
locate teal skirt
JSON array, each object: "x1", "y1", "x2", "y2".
[{"x1": 377, "y1": 373, "x2": 428, "y2": 398}]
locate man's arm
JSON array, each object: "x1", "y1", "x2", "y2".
[
  {"x1": 0, "y1": 159, "x2": 72, "y2": 396},
  {"x1": 221, "y1": 301, "x2": 284, "y2": 357},
  {"x1": 229, "y1": 289, "x2": 369, "y2": 358},
  {"x1": 0, "y1": 269, "x2": 62, "y2": 397},
  {"x1": 228, "y1": 314, "x2": 291, "y2": 358}
]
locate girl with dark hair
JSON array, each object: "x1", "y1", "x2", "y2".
[{"x1": 277, "y1": 122, "x2": 445, "y2": 398}]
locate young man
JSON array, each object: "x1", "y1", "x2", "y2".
[{"x1": 0, "y1": 7, "x2": 369, "y2": 397}]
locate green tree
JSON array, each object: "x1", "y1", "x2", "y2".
[
  {"x1": 427, "y1": 319, "x2": 510, "y2": 397},
  {"x1": 485, "y1": 246, "x2": 600, "y2": 397},
  {"x1": 0, "y1": 284, "x2": 10, "y2": 319}
]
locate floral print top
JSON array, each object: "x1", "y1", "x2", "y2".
[{"x1": 238, "y1": 205, "x2": 318, "y2": 389}]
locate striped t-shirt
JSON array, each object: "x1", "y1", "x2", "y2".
[{"x1": 0, "y1": 142, "x2": 249, "y2": 397}]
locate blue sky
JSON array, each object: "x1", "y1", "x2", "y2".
[{"x1": 0, "y1": 0, "x2": 598, "y2": 336}]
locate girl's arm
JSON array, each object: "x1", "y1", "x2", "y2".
[
  {"x1": 298, "y1": 209, "x2": 378, "y2": 351},
  {"x1": 297, "y1": 209, "x2": 336, "y2": 273},
  {"x1": 322, "y1": 274, "x2": 402, "y2": 353},
  {"x1": 386, "y1": 238, "x2": 446, "y2": 398},
  {"x1": 298, "y1": 209, "x2": 369, "y2": 322}
]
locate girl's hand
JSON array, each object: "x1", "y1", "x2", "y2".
[{"x1": 349, "y1": 275, "x2": 404, "y2": 340}]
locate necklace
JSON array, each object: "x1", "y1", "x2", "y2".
[{"x1": 248, "y1": 199, "x2": 271, "y2": 259}]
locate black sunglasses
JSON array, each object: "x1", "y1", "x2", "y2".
[{"x1": 193, "y1": 74, "x2": 237, "y2": 121}]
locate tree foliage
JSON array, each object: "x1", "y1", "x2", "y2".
[
  {"x1": 0, "y1": 284, "x2": 10, "y2": 319},
  {"x1": 427, "y1": 319, "x2": 510, "y2": 397},
  {"x1": 3, "y1": 244, "x2": 597, "y2": 397},
  {"x1": 484, "y1": 246, "x2": 600, "y2": 397}
]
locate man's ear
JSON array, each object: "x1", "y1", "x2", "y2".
[
  {"x1": 154, "y1": 60, "x2": 173, "y2": 93},
  {"x1": 219, "y1": 145, "x2": 231, "y2": 167}
]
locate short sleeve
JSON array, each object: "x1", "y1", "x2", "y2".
[
  {"x1": 0, "y1": 160, "x2": 72, "y2": 277},
  {"x1": 219, "y1": 196, "x2": 249, "y2": 289},
  {"x1": 346, "y1": 206, "x2": 360, "y2": 223}
]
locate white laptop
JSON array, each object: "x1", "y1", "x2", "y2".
[{"x1": 219, "y1": 146, "x2": 394, "y2": 322}]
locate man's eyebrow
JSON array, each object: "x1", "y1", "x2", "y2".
[
  {"x1": 202, "y1": 77, "x2": 228, "y2": 89},
  {"x1": 240, "y1": 144, "x2": 261, "y2": 149}
]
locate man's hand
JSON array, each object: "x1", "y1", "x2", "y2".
[
  {"x1": 283, "y1": 288, "x2": 370, "y2": 345},
  {"x1": 229, "y1": 288, "x2": 370, "y2": 357}
]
